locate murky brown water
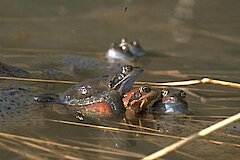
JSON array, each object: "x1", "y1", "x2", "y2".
[{"x1": 0, "y1": 0, "x2": 240, "y2": 159}]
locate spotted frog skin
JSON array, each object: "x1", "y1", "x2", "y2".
[
  {"x1": 123, "y1": 86, "x2": 161, "y2": 119},
  {"x1": 0, "y1": 62, "x2": 30, "y2": 78},
  {"x1": 59, "y1": 65, "x2": 143, "y2": 115},
  {"x1": 154, "y1": 89, "x2": 189, "y2": 114}
]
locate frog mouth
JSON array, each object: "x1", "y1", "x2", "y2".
[{"x1": 134, "y1": 92, "x2": 162, "y2": 113}]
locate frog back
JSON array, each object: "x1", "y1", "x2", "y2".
[{"x1": 59, "y1": 76, "x2": 111, "y2": 106}]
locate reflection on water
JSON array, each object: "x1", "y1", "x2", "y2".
[
  {"x1": 170, "y1": 0, "x2": 196, "y2": 43},
  {"x1": 0, "y1": 0, "x2": 240, "y2": 159}
]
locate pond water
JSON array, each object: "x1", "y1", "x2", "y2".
[{"x1": 0, "y1": 0, "x2": 240, "y2": 159}]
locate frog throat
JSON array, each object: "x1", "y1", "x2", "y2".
[{"x1": 109, "y1": 74, "x2": 136, "y2": 95}]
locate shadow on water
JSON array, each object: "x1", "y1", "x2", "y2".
[{"x1": 0, "y1": 0, "x2": 240, "y2": 159}]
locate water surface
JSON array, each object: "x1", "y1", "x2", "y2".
[{"x1": 0, "y1": 0, "x2": 239, "y2": 159}]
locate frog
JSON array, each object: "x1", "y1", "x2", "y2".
[
  {"x1": 122, "y1": 85, "x2": 162, "y2": 119},
  {"x1": 0, "y1": 62, "x2": 30, "y2": 78},
  {"x1": 58, "y1": 65, "x2": 143, "y2": 116},
  {"x1": 153, "y1": 89, "x2": 189, "y2": 115},
  {"x1": 106, "y1": 43, "x2": 136, "y2": 63},
  {"x1": 119, "y1": 38, "x2": 148, "y2": 57}
]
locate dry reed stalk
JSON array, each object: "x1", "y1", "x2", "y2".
[
  {"x1": 98, "y1": 155, "x2": 121, "y2": 160},
  {"x1": 207, "y1": 139, "x2": 240, "y2": 147},
  {"x1": 48, "y1": 119, "x2": 240, "y2": 148},
  {"x1": 147, "y1": 71, "x2": 240, "y2": 79},
  {"x1": 19, "y1": 140, "x2": 83, "y2": 160},
  {"x1": 188, "y1": 101, "x2": 239, "y2": 109},
  {"x1": 0, "y1": 76, "x2": 76, "y2": 84},
  {"x1": 115, "y1": 121, "x2": 167, "y2": 133},
  {"x1": 184, "y1": 74, "x2": 240, "y2": 79},
  {"x1": 183, "y1": 115, "x2": 228, "y2": 119},
  {"x1": 65, "y1": 139, "x2": 145, "y2": 158},
  {"x1": 160, "y1": 118, "x2": 240, "y2": 140},
  {"x1": 0, "y1": 137, "x2": 22, "y2": 146},
  {"x1": 135, "y1": 78, "x2": 240, "y2": 89},
  {"x1": 142, "y1": 112, "x2": 240, "y2": 160},
  {"x1": 146, "y1": 139, "x2": 201, "y2": 160},
  {"x1": 0, "y1": 141, "x2": 47, "y2": 160},
  {"x1": 214, "y1": 132, "x2": 240, "y2": 139},
  {"x1": 180, "y1": 119, "x2": 215, "y2": 124},
  {"x1": 196, "y1": 107, "x2": 239, "y2": 110},
  {"x1": 199, "y1": 97, "x2": 240, "y2": 101},
  {"x1": 164, "y1": 117, "x2": 240, "y2": 140},
  {"x1": 63, "y1": 155, "x2": 84, "y2": 160},
  {"x1": 21, "y1": 141, "x2": 53, "y2": 153},
  {"x1": 0, "y1": 77, "x2": 239, "y2": 89},
  {"x1": 0, "y1": 132, "x2": 143, "y2": 158},
  {"x1": 66, "y1": 136, "x2": 140, "y2": 141},
  {"x1": 150, "y1": 86, "x2": 238, "y2": 93},
  {"x1": 46, "y1": 119, "x2": 183, "y2": 140},
  {"x1": 184, "y1": 90, "x2": 240, "y2": 103},
  {"x1": 140, "y1": 116, "x2": 240, "y2": 141},
  {"x1": 177, "y1": 87, "x2": 237, "y2": 93}
]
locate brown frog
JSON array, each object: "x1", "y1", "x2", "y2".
[
  {"x1": 58, "y1": 65, "x2": 143, "y2": 116},
  {"x1": 123, "y1": 85, "x2": 161, "y2": 119}
]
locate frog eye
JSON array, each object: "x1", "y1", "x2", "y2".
[
  {"x1": 122, "y1": 65, "x2": 133, "y2": 74},
  {"x1": 161, "y1": 89, "x2": 169, "y2": 97},
  {"x1": 180, "y1": 91, "x2": 186, "y2": 98},
  {"x1": 140, "y1": 86, "x2": 151, "y2": 93},
  {"x1": 121, "y1": 45, "x2": 129, "y2": 52}
]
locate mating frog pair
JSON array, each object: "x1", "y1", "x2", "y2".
[
  {"x1": 35, "y1": 65, "x2": 188, "y2": 119},
  {"x1": 57, "y1": 65, "x2": 143, "y2": 117}
]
